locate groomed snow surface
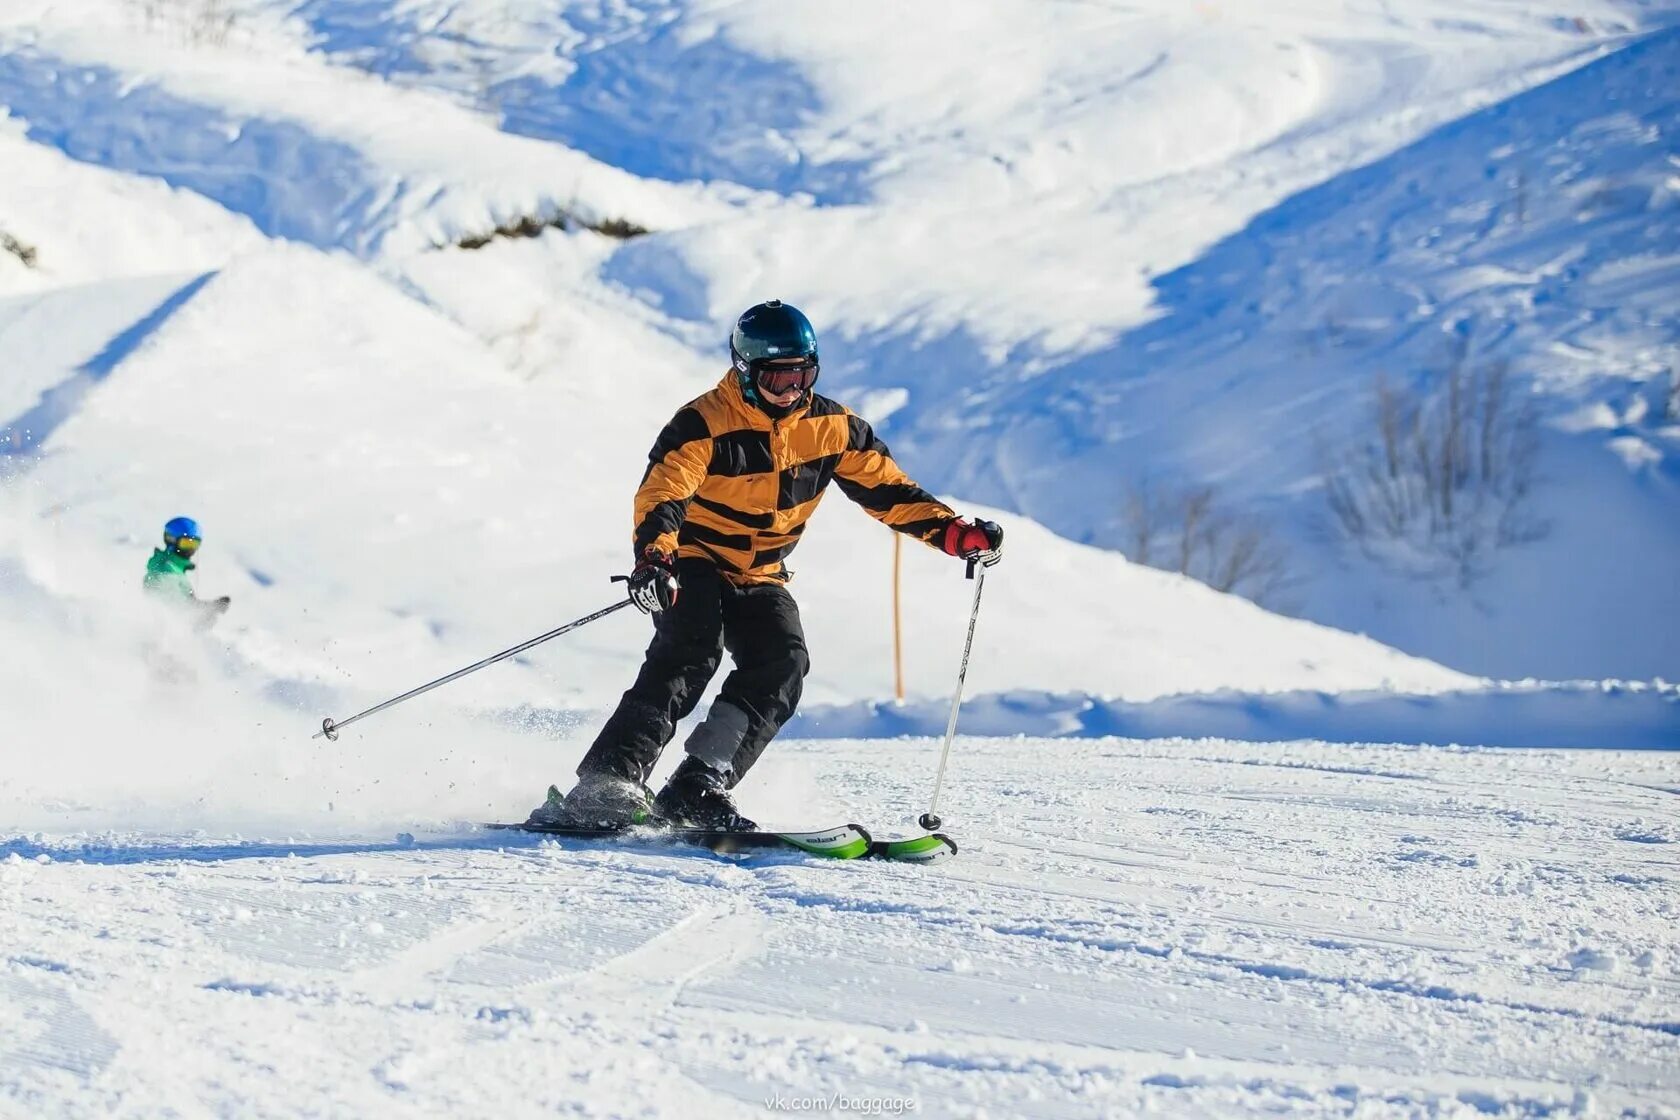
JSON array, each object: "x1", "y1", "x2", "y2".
[{"x1": 3, "y1": 740, "x2": 1675, "y2": 1118}]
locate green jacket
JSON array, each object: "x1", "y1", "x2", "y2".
[{"x1": 143, "y1": 548, "x2": 196, "y2": 599}]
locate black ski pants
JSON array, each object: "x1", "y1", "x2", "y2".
[{"x1": 578, "y1": 558, "x2": 809, "y2": 788}]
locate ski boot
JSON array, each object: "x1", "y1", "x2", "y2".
[
  {"x1": 526, "y1": 772, "x2": 654, "y2": 829},
  {"x1": 653, "y1": 757, "x2": 758, "y2": 832}
]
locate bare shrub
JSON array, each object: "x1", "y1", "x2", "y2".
[
  {"x1": 131, "y1": 0, "x2": 237, "y2": 47},
  {"x1": 1, "y1": 229, "x2": 38, "y2": 268},
  {"x1": 588, "y1": 216, "x2": 650, "y2": 240},
  {"x1": 1321, "y1": 358, "x2": 1545, "y2": 586},
  {"x1": 449, "y1": 209, "x2": 648, "y2": 251},
  {"x1": 187, "y1": 0, "x2": 236, "y2": 47},
  {"x1": 1123, "y1": 480, "x2": 1292, "y2": 606}
]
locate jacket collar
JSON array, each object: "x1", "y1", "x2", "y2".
[{"x1": 715, "y1": 370, "x2": 812, "y2": 426}]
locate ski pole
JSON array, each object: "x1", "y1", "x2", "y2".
[
  {"x1": 315, "y1": 596, "x2": 634, "y2": 740},
  {"x1": 919, "y1": 561, "x2": 987, "y2": 831}
]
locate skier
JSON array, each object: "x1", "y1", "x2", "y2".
[
  {"x1": 530, "y1": 300, "x2": 1003, "y2": 831},
  {"x1": 143, "y1": 516, "x2": 230, "y2": 629}
]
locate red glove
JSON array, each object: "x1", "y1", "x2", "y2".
[
  {"x1": 627, "y1": 549, "x2": 680, "y2": 613},
  {"x1": 941, "y1": 518, "x2": 1003, "y2": 567}
]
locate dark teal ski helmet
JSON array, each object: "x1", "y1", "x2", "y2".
[{"x1": 730, "y1": 300, "x2": 818, "y2": 405}]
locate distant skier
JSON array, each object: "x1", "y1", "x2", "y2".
[
  {"x1": 530, "y1": 300, "x2": 1002, "y2": 831},
  {"x1": 143, "y1": 516, "x2": 230, "y2": 630}
]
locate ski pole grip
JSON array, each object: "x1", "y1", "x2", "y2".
[{"x1": 965, "y1": 558, "x2": 977, "y2": 579}]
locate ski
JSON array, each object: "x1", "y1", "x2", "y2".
[
  {"x1": 869, "y1": 833, "x2": 958, "y2": 863},
  {"x1": 482, "y1": 822, "x2": 958, "y2": 862},
  {"x1": 484, "y1": 821, "x2": 873, "y2": 859}
]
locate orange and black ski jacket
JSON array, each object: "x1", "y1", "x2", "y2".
[{"x1": 633, "y1": 373, "x2": 957, "y2": 585}]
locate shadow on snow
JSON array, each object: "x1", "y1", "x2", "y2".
[
  {"x1": 0, "y1": 272, "x2": 217, "y2": 457},
  {"x1": 290, "y1": 0, "x2": 872, "y2": 202},
  {"x1": 0, "y1": 51, "x2": 394, "y2": 253},
  {"x1": 821, "y1": 28, "x2": 1680, "y2": 545}
]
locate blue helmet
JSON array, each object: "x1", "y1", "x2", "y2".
[
  {"x1": 163, "y1": 516, "x2": 202, "y2": 555},
  {"x1": 730, "y1": 300, "x2": 818, "y2": 406}
]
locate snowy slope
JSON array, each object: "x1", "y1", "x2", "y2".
[
  {"x1": 0, "y1": 119, "x2": 269, "y2": 447},
  {"x1": 3, "y1": 740, "x2": 1676, "y2": 1117},
  {"x1": 0, "y1": 119, "x2": 264, "y2": 298},
  {"x1": 0, "y1": 20, "x2": 1476, "y2": 718},
  {"x1": 0, "y1": 183, "x2": 1483, "y2": 861},
  {"x1": 871, "y1": 28, "x2": 1680, "y2": 680},
  {"x1": 0, "y1": 0, "x2": 759, "y2": 255},
  {"x1": 248, "y1": 0, "x2": 1680, "y2": 678},
  {"x1": 654, "y1": 12, "x2": 1680, "y2": 681},
  {"x1": 0, "y1": 0, "x2": 1669, "y2": 793},
  {"x1": 0, "y1": 233, "x2": 1471, "y2": 717},
  {"x1": 4, "y1": 1, "x2": 1676, "y2": 679},
  {"x1": 3, "y1": 4, "x2": 1679, "y2": 1117}
]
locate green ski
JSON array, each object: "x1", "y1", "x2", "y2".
[
  {"x1": 483, "y1": 822, "x2": 957, "y2": 862},
  {"x1": 870, "y1": 833, "x2": 958, "y2": 863},
  {"x1": 485, "y1": 821, "x2": 872, "y2": 859}
]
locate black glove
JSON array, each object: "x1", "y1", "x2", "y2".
[
  {"x1": 941, "y1": 518, "x2": 1003, "y2": 567},
  {"x1": 626, "y1": 550, "x2": 679, "y2": 614}
]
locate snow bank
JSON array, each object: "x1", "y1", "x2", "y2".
[{"x1": 787, "y1": 680, "x2": 1680, "y2": 749}]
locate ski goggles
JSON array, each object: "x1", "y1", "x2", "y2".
[
  {"x1": 754, "y1": 359, "x2": 819, "y2": 396},
  {"x1": 172, "y1": 536, "x2": 201, "y2": 556}
]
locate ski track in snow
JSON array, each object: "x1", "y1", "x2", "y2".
[{"x1": 3, "y1": 739, "x2": 1675, "y2": 1118}]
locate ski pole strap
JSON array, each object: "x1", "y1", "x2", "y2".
[
  {"x1": 315, "y1": 597, "x2": 634, "y2": 740},
  {"x1": 926, "y1": 566, "x2": 986, "y2": 820}
]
